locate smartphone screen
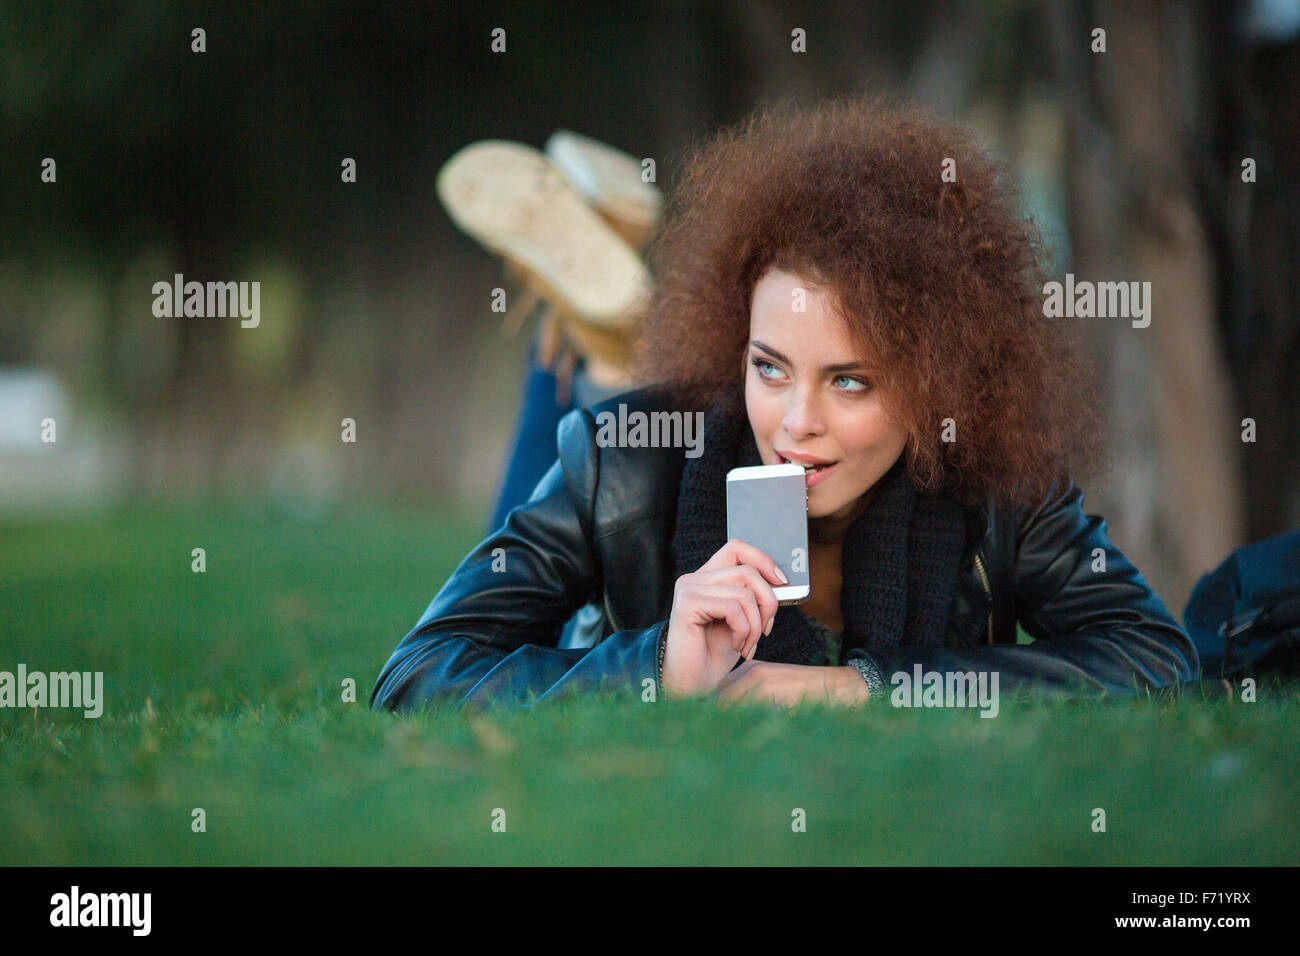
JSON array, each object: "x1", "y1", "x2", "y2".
[{"x1": 726, "y1": 463, "x2": 810, "y2": 603}]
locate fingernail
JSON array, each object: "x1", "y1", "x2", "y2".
[
  {"x1": 776, "y1": 567, "x2": 788, "y2": 585},
  {"x1": 765, "y1": 615, "x2": 774, "y2": 635}
]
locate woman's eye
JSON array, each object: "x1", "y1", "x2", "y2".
[{"x1": 752, "y1": 357, "x2": 869, "y2": 392}]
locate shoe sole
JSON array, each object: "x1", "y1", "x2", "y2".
[
  {"x1": 436, "y1": 140, "x2": 649, "y2": 327},
  {"x1": 544, "y1": 129, "x2": 663, "y2": 238}
]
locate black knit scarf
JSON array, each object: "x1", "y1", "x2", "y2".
[{"x1": 671, "y1": 383, "x2": 968, "y2": 666}]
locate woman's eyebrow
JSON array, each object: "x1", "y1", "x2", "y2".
[{"x1": 750, "y1": 340, "x2": 866, "y2": 374}]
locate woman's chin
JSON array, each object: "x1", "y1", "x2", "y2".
[{"x1": 808, "y1": 498, "x2": 847, "y2": 520}]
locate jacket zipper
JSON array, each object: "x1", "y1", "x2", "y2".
[
  {"x1": 603, "y1": 588, "x2": 622, "y2": 634},
  {"x1": 973, "y1": 551, "x2": 994, "y2": 644},
  {"x1": 605, "y1": 587, "x2": 666, "y2": 697}
]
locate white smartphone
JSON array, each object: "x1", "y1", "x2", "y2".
[{"x1": 726, "y1": 463, "x2": 810, "y2": 604}]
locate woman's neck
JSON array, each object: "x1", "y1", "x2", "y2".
[{"x1": 808, "y1": 486, "x2": 876, "y2": 546}]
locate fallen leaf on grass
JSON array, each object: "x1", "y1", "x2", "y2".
[{"x1": 468, "y1": 716, "x2": 517, "y2": 756}]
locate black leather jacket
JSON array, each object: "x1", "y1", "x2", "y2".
[{"x1": 370, "y1": 387, "x2": 1197, "y2": 712}]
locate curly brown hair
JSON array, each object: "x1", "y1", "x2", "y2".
[{"x1": 629, "y1": 93, "x2": 1101, "y2": 509}]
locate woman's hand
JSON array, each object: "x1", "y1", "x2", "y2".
[
  {"x1": 660, "y1": 538, "x2": 785, "y2": 698},
  {"x1": 714, "y1": 661, "x2": 871, "y2": 708}
]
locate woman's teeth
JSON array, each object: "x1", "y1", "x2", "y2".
[{"x1": 781, "y1": 455, "x2": 831, "y2": 471}]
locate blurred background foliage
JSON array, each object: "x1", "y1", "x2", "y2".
[{"x1": 2, "y1": 0, "x2": 1298, "y2": 614}]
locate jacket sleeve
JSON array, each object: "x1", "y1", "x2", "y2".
[
  {"x1": 848, "y1": 480, "x2": 1198, "y2": 698},
  {"x1": 369, "y1": 456, "x2": 666, "y2": 713}
]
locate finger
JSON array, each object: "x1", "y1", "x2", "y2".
[
  {"x1": 738, "y1": 616, "x2": 760, "y2": 661},
  {"x1": 735, "y1": 587, "x2": 774, "y2": 660},
  {"x1": 688, "y1": 593, "x2": 753, "y2": 651},
  {"x1": 693, "y1": 586, "x2": 758, "y2": 653},
  {"x1": 701, "y1": 537, "x2": 789, "y2": 589},
  {"x1": 694, "y1": 584, "x2": 761, "y2": 652},
  {"x1": 715, "y1": 660, "x2": 755, "y2": 693},
  {"x1": 736, "y1": 564, "x2": 779, "y2": 635},
  {"x1": 696, "y1": 564, "x2": 779, "y2": 634}
]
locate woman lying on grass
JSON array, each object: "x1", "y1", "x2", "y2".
[{"x1": 371, "y1": 95, "x2": 1196, "y2": 713}]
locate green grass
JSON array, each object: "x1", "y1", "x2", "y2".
[{"x1": 2, "y1": 499, "x2": 1298, "y2": 865}]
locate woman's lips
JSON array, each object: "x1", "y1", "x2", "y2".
[
  {"x1": 804, "y1": 462, "x2": 836, "y2": 488},
  {"x1": 777, "y1": 453, "x2": 837, "y2": 488}
]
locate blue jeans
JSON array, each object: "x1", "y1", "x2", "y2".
[
  {"x1": 487, "y1": 336, "x2": 627, "y2": 648},
  {"x1": 487, "y1": 337, "x2": 627, "y2": 531}
]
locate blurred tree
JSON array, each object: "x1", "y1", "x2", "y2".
[
  {"x1": 2, "y1": 0, "x2": 1294, "y2": 583},
  {"x1": 1044, "y1": 0, "x2": 1299, "y2": 613},
  {"x1": 1198, "y1": 0, "x2": 1300, "y2": 543}
]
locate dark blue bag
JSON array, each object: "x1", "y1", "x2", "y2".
[{"x1": 1184, "y1": 530, "x2": 1300, "y2": 679}]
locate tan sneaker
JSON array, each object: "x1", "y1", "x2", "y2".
[
  {"x1": 436, "y1": 140, "x2": 649, "y2": 336},
  {"x1": 544, "y1": 130, "x2": 664, "y2": 251}
]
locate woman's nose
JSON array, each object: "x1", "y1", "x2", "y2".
[{"x1": 782, "y1": 389, "x2": 825, "y2": 438}]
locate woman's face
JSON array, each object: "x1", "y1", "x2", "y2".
[{"x1": 745, "y1": 267, "x2": 909, "y2": 521}]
